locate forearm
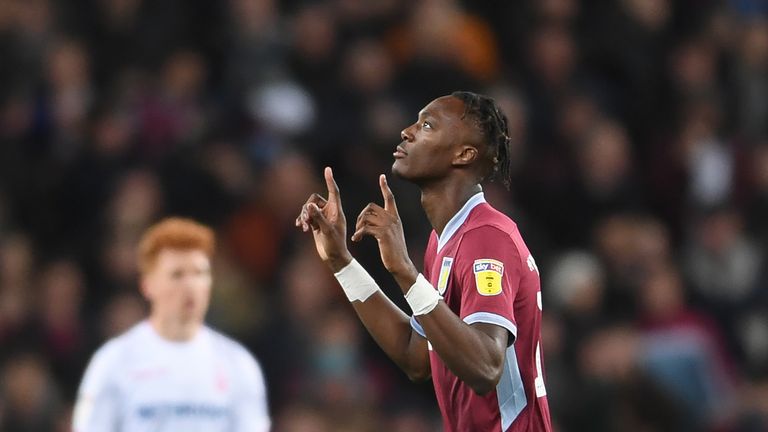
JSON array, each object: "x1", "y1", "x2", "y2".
[
  {"x1": 331, "y1": 258, "x2": 429, "y2": 380},
  {"x1": 299, "y1": 169, "x2": 431, "y2": 378},
  {"x1": 350, "y1": 292, "x2": 429, "y2": 380}
]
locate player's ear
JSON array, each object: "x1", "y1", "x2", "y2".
[
  {"x1": 139, "y1": 275, "x2": 153, "y2": 300},
  {"x1": 453, "y1": 145, "x2": 479, "y2": 167}
]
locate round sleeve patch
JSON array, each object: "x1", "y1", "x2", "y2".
[{"x1": 473, "y1": 259, "x2": 504, "y2": 296}]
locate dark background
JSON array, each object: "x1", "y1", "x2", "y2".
[{"x1": 1, "y1": 0, "x2": 767, "y2": 430}]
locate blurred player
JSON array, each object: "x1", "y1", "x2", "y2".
[
  {"x1": 297, "y1": 92, "x2": 552, "y2": 431},
  {"x1": 72, "y1": 218, "x2": 270, "y2": 432}
]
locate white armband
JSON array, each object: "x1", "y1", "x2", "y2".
[
  {"x1": 333, "y1": 259, "x2": 381, "y2": 303},
  {"x1": 405, "y1": 274, "x2": 442, "y2": 316}
]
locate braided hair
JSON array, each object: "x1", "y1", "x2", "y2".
[{"x1": 451, "y1": 91, "x2": 513, "y2": 189}]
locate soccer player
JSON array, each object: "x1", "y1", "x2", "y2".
[
  {"x1": 297, "y1": 92, "x2": 552, "y2": 431},
  {"x1": 72, "y1": 218, "x2": 270, "y2": 432}
]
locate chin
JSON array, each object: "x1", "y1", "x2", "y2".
[
  {"x1": 179, "y1": 309, "x2": 204, "y2": 323},
  {"x1": 391, "y1": 161, "x2": 410, "y2": 179},
  {"x1": 393, "y1": 163, "x2": 426, "y2": 187}
]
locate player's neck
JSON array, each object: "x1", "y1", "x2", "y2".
[
  {"x1": 420, "y1": 181, "x2": 482, "y2": 236},
  {"x1": 149, "y1": 315, "x2": 201, "y2": 342}
]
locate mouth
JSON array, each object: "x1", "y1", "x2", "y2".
[
  {"x1": 183, "y1": 298, "x2": 197, "y2": 310},
  {"x1": 393, "y1": 144, "x2": 407, "y2": 158}
]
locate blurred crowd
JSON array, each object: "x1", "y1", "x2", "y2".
[{"x1": 1, "y1": 0, "x2": 767, "y2": 431}]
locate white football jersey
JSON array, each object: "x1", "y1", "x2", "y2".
[{"x1": 72, "y1": 321, "x2": 270, "y2": 432}]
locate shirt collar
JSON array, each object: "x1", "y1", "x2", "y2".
[{"x1": 437, "y1": 192, "x2": 486, "y2": 252}]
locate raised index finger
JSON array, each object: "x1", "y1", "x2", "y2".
[
  {"x1": 379, "y1": 174, "x2": 398, "y2": 214},
  {"x1": 324, "y1": 167, "x2": 341, "y2": 204}
]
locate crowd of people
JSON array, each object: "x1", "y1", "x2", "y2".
[{"x1": 1, "y1": 0, "x2": 767, "y2": 430}]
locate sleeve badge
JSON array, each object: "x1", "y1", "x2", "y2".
[{"x1": 473, "y1": 259, "x2": 504, "y2": 296}]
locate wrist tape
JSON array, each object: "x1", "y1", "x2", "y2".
[
  {"x1": 405, "y1": 274, "x2": 442, "y2": 316},
  {"x1": 333, "y1": 259, "x2": 380, "y2": 303}
]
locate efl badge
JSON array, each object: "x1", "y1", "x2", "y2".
[
  {"x1": 473, "y1": 259, "x2": 504, "y2": 296},
  {"x1": 437, "y1": 257, "x2": 453, "y2": 295}
]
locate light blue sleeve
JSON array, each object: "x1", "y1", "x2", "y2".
[{"x1": 410, "y1": 315, "x2": 427, "y2": 338}]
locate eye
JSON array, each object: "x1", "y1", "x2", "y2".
[{"x1": 422, "y1": 121, "x2": 432, "y2": 130}]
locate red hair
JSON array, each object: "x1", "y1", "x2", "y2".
[{"x1": 138, "y1": 217, "x2": 215, "y2": 274}]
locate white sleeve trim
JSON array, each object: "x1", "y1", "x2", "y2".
[
  {"x1": 412, "y1": 312, "x2": 517, "y2": 341},
  {"x1": 463, "y1": 312, "x2": 518, "y2": 339}
]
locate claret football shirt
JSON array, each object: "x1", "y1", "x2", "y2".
[{"x1": 411, "y1": 192, "x2": 552, "y2": 432}]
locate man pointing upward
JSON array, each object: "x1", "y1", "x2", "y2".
[{"x1": 297, "y1": 91, "x2": 552, "y2": 431}]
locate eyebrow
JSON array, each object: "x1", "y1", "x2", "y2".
[{"x1": 418, "y1": 110, "x2": 434, "y2": 119}]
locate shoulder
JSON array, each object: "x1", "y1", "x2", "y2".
[
  {"x1": 85, "y1": 341, "x2": 122, "y2": 377},
  {"x1": 90, "y1": 322, "x2": 147, "y2": 368},
  {"x1": 205, "y1": 328, "x2": 267, "y2": 391},
  {"x1": 460, "y1": 224, "x2": 522, "y2": 259},
  {"x1": 206, "y1": 327, "x2": 264, "y2": 375},
  {"x1": 206, "y1": 327, "x2": 251, "y2": 357},
  {"x1": 80, "y1": 323, "x2": 145, "y2": 390},
  {"x1": 465, "y1": 204, "x2": 529, "y2": 251},
  {"x1": 454, "y1": 206, "x2": 532, "y2": 270},
  {"x1": 469, "y1": 203, "x2": 519, "y2": 232}
]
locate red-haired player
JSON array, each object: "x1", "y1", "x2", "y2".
[{"x1": 73, "y1": 218, "x2": 270, "y2": 432}]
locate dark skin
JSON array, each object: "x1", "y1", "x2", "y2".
[{"x1": 295, "y1": 96, "x2": 508, "y2": 395}]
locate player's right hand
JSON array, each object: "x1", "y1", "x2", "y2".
[{"x1": 295, "y1": 167, "x2": 352, "y2": 272}]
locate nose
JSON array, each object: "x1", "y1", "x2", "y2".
[{"x1": 401, "y1": 125, "x2": 415, "y2": 142}]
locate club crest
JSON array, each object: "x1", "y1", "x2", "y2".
[{"x1": 437, "y1": 257, "x2": 453, "y2": 294}]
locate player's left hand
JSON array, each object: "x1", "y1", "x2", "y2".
[{"x1": 352, "y1": 175, "x2": 418, "y2": 283}]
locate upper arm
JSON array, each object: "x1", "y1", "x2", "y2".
[
  {"x1": 72, "y1": 345, "x2": 121, "y2": 432},
  {"x1": 232, "y1": 348, "x2": 271, "y2": 432},
  {"x1": 456, "y1": 227, "x2": 522, "y2": 344},
  {"x1": 471, "y1": 322, "x2": 508, "y2": 359}
]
